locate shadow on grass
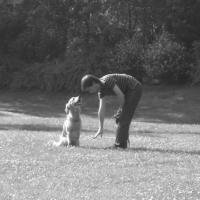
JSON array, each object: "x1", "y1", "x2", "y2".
[
  {"x1": 133, "y1": 130, "x2": 200, "y2": 137},
  {"x1": 0, "y1": 105, "x2": 64, "y2": 118},
  {"x1": 82, "y1": 87, "x2": 200, "y2": 124},
  {"x1": 1, "y1": 86, "x2": 200, "y2": 124},
  {"x1": 82, "y1": 128, "x2": 114, "y2": 134},
  {"x1": 137, "y1": 85, "x2": 200, "y2": 125},
  {"x1": 134, "y1": 130, "x2": 164, "y2": 138},
  {"x1": 0, "y1": 125, "x2": 114, "y2": 133},
  {"x1": 0, "y1": 124, "x2": 61, "y2": 132},
  {"x1": 0, "y1": 91, "x2": 66, "y2": 118}
]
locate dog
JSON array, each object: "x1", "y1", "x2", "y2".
[{"x1": 53, "y1": 95, "x2": 82, "y2": 147}]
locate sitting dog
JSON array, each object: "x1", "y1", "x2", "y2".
[{"x1": 53, "y1": 96, "x2": 82, "y2": 147}]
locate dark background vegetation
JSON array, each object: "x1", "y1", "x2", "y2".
[{"x1": 0, "y1": 0, "x2": 200, "y2": 93}]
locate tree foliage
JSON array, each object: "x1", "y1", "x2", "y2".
[
  {"x1": 193, "y1": 42, "x2": 200, "y2": 84},
  {"x1": 0, "y1": 0, "x2": 200, "y2": 91},
  {"x1": 108, "y1": 38, "x2": 145, "y2": 80},
  {"x1": 144, "y1": 33, "x2": 194, "y2": 83}
]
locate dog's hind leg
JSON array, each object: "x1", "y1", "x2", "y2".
[
  {"x1": 53, "y1": 140, "x2": 61, "y2": 146},
  {"x1": 66, "y1": 131, "x2": 71, "y2": 147},
  {"x1": 53, "y1": 129, "x2": 68, "y2": 146},
  {"x1": 53, "y1": 136, "x2": 67, "y2": 146}
]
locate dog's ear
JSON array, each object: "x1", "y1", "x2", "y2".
[{"x1": 65, "y1": 104, "x2": 70, "y2": 114}]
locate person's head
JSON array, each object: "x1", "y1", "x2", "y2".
[{"x1": 81, "y1": 74, "x2": 102, "y2": 93}]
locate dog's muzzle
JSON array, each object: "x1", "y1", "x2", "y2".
[{"x1": 74, "y1": 95, "x2": 82, "y2": 106}]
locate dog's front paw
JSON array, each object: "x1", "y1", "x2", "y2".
[{"x1": 52, "y1": 141, "x2": 60, "y2": 146}]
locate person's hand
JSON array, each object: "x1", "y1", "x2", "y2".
[
  {"x1": 93, "y1": 129, "x2": 103, "y2": 139},
  {"x1": 114, "y1": 107, "x2": 122, "y2": 124}
]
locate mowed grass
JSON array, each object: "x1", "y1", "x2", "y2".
[{"x1": 1, "y1": 85, "x2": 200, "y2": 200}]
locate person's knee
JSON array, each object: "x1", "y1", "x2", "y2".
[{"x1": 118, "y1": 118, "x2": 132, "y2": 126}]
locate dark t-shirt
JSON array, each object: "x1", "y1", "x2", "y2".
[{"x1": 98, "y1": 74, "x2": 138, "y2": 98}]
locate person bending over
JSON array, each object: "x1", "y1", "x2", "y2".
[{"x1": 81, "y1": 73, "x2": 142, "y2": 149}]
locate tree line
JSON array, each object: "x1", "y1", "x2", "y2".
[{"x1": 0, "y1": 0, "x2": 200, "y2": 92}]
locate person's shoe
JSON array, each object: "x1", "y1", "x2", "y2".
[
  {"x1": 114, "y1": 142, "x2": 127, "y2": 149},
  {"x1": 104, "y1": 146, "x2": 117, "y2": 150}
]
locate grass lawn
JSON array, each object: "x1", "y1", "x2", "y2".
[{"x1": 1, "y1": 85, "x2": 200, "y2": 200}]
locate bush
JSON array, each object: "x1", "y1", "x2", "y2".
[
  {"x1": 144, "y1": 33, "x2": 195, "y2": 84},
  {"x1": 1, "y1": 51, "x2": 110, "y2": 92},
  {"x1": 15, "y1": 30, "x2": 63, "y2": 63},
  {"x1": 42, "y1": 54, "x2": 90, "y2": 93},
  {"x1": 42, "y1": 51, "x2": 110, "y2": 93},
  {"x1": 108, "y1": 38, "x2": 145, "y2": 79},
  {"x1": 0, "y1": 54, "x2": 26, "y2": 89},
  {"x1": 10, "y1": 53, "x2": 93, "y2": 93},
  {"x1": 193, "y1": 42, "x2": 200, "y2": 84},
  {"x1": 11, "y1": 62, "x2": 45, "y2": 91}
]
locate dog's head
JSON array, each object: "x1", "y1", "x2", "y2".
[{"x1": 65, "y1": 95, "x2": 82, "y2": 114}]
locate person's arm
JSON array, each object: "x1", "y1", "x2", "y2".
[
  {"x1": 113, "y1": 84, "x2": 125, "y2": 107},
  {"x1": 93, "y1": 96, "x2": 106, "y2": 139}
]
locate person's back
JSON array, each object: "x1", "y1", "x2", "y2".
[{"x1": 99, "y1": 74, "x2": 139, "y2": 98}]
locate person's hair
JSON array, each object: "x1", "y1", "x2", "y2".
[{"x1": 81, "y1": 74, "x2": 101, "y2": 91}]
